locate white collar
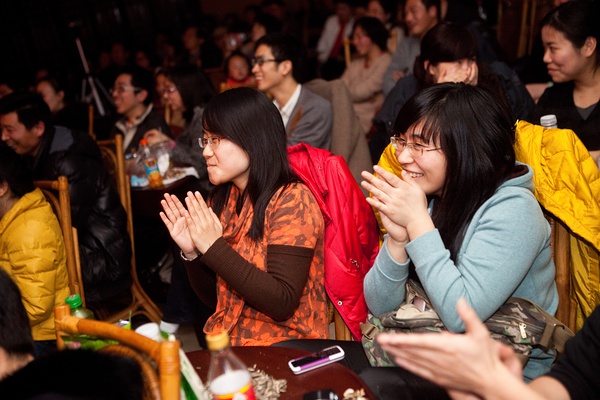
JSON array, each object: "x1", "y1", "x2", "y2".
[{"x1": 274, "y1": 84, "x2": 302, "y2": 128}]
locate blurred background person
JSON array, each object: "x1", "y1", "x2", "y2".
[
  {"x1": 341, "y1": 16, "x2": 391, "y2": 134},
  {"x1": 222, "y1": 51, "x2": 256, "y2": 90},
  {"x1": 35, "y1": 76, "x2": 89, "y2": 133},
  {"x1": 370, "y1": 22, "x2": 534, "y2": 162},
  {"x1": 109, "y1": 66, "x2": 172, "y2": 155},
  {"x1": 316, "y1": 0, "x2": 355, "y2": 80},
  {"x1": 366, "y1": 0, "x2": 406, "y2": 53}
]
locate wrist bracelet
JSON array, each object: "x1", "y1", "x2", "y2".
[{"x1": 180, "y1": 250, "x2": 199, "y2": 261}]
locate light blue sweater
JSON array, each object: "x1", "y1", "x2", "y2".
[{"x1": 364, "y1": 164, "x2": 559, "y2": 379}]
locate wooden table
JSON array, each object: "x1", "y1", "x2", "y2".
[{"x1": 186, "y1": 346, "x2": 376, "y2": 399}]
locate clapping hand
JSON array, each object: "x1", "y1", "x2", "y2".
[
  {"x1": 184, "y1": 191, "x2": 223, "y2": 254},
  {"x1": 159, "y1": 193, "x2": 196, "y2": 257}
]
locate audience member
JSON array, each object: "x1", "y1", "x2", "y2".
[
  {"x1": 133, "y1": 48, "x2": 156, "y2": 71},
  {"x1": 179, "y1": 25, "x2": 223, "y2": 69},
  {"x1": 223, "y1": 51, "x2": 256, "y2": 90},
  {"x1": 97, "y1": 41, "x2": 132, "y2": 92},
  {"x1": 252, "y1": 33, "x2": 333, "y2": 149},
  {"x1": 0, "y1": 77, "x2": 18, "y2": 98},
  {"x1": 0, "y1": 268, "x2": 34, "y2": 379},
  {"x1": 366, "y1": 0, "x2": 405, "y2": 53},
  {"x1": 154, "y1": 32, "x2": 178, "y2": 68},
  {"x1": 370, "y1": 22, "x2": 534, "y2": 162},
  {"x1": 35, "y1": 76, "x2": 89, "y2": 133},
  {"x1": 240, "y1": 12, "x2": 283, "y2": 58},
  {"x1": 0, "y1": 92, "x2": 131, "y2": 306},
  {"x1": 109, "y1": 66, "x2": 172, "y2": 155},
  {"x1": 0, "y1": 146, "x2": 70, "y2": 357},
  {"x1": 316, "y1": 0, "x2": 355, "y2": 80},
  {"x1": 159, "y1": 87, "x2": 328, "y2": 346},
  {"x1": 361, "y1": 83, "x2": 558, "y2": 380},
  {"x1": 142, "y1": 65, "x2": 217, "y2": 340},
  {"x1": 532, "y1": 0, "x2": 600, "y2": 163},
  {"x1": 377, "y1": 299, "x2": 600, "y2": 400},
  {"x1": 221, "y1": 21, "x2": 250, "y2": 60},
  {"x1": 382, "y1": 0, "x2": 440, "y2": 95},
  {"x1": 144, "y1": 64, "x2": 215, "y2": 193},
  {"x1": 341, "y1": 16, "x2": 391, "y2": 134}
]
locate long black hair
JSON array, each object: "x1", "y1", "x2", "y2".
[
  {"x1": 164, "y1": 64, "x2": 215, "y2": 123},
  {"x1": 412, "y1": 22, "x2": 511, "y2": 118},
  {"x1": 394, "y1": 83, "x2": 516, "y2": 261},
  {"x1": 202, "y1": 87, "x2": 298, "y2": 241}
]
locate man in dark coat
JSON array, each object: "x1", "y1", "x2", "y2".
[{"x1": 0, "y1": 91, "x2": 131, "y2": 304}]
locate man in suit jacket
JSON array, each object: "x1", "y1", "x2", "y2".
[{"x1": 252, "y1": 33, "x2": 333, "y2": 150}]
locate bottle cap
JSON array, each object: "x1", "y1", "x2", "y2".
[
  {"x1": 65, "y1": 293, "x2": 82, "y2": 309},
  {"x1": 540, "y1": 114, "x2": 557, "y2": 128},
  {"x1": 205, "y1": 330, "x2": 230, "y2": 351},
  {"x1": 139, "y1": 138, "x2": 148, "y2": 146}
]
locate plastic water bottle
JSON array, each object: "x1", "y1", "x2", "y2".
[
  {"x1": 65, "y1": 294, "x2": 95, "y2": 319},
  {"x1": 206, "y1": 330, "x2": 256, "y2": 400},
  {"x1": 540, "y1": 114, "x2": 558, "y2": 129},
  {"x1": 139, "y1": 139, "x2": 164, "y2": 189}
]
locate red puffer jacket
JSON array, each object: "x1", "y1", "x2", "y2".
[{"x1": 288, "y1": 143, "x2": 379, "y2": 340}]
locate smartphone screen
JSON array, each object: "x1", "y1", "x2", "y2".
[{"x1": 288, "y1": 345, "x2": 345, "y2": 374}]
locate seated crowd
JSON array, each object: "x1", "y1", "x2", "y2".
[{"x1": 0, "y1": 1, "x2": 599, "y2": 399}]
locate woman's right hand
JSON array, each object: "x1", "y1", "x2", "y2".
[
  {"x1": 362, "y1": 168, "x2": 410, "y2": 261},
  {"x1": 159, "y1": 193, "x2": 198, "y2": 258},
  {"x1": 144, "y1": 129, "x2": 170, "y2": 146}
]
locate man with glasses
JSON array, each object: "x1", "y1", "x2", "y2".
[
  {"x1": 109, "y1": 66, "x2": 171, "y2": 154},
  {"x1": 252, "y1": 33, "x2": 333, "y2": 150}
]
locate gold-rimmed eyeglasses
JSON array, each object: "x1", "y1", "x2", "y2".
[
  {"x1": 390, "y1": 136, "x2": 442, "y2": 157},
  {"x1": 198, "y1": 137, "x2": 222, "y2": 149}
]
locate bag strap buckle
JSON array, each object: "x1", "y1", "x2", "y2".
[{"x1": 360, "y1": 321, "x2": 379, "y2": 340}]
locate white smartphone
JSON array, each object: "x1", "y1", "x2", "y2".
[{"x1": 288, "y1": 345, "x2": 346, "y2": 375}]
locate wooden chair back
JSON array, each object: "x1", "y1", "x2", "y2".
[
  {"x1": 343, "y1": 37, "x2": 352, "y2": 68},
  {"x1": 54, "y1": 304, "x2": 180, "y2": 400},
  {"x1": 328, "y1": 298, "x2": 352, "y2": 340},
  {"x1": 95, "y1": 134, "x2": 163, "y2": 323},
  {"x1": 34, "y1": 176, "x2": 85, "y2": 305},
  {"x1": 545, "y1": 212, "x2": 577, "y2": 332}
]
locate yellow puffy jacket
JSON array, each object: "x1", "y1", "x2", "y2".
[
  {"x1": 515, "y1": 120, "x2": 600, "y2": 330},
  {"x1": 0, "y1": 188, "x2": 70, "y2": 340}
]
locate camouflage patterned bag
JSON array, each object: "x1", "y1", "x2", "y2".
[{"x1": 360, "y1": 280, "x2": 574, "y2": 367}]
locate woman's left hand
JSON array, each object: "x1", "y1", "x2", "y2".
[{"x1": 184, "y1": 191, "x2": 223, "y2": 254}]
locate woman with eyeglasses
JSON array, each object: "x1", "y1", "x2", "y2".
[
  {"x1": 361, "y1": 83, "x2": 558, "y2": 381},
  {"x1": 144, "y1": 64, "x2": 215, "y2": 194},
  {"x1": 159, "y1": 87, "x2": 328, "y2": 345}
]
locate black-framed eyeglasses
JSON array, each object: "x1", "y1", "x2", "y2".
[
  {"x1": 110, "y1": 85, "x2": 142, "y2": 95},
  {"x1": 198, "y1": 136, "x2": 222, "y2": 149},
  {"x1": 251, "y1": 57, "x2": 280, "y2": 67},
  {"x1": 162, "y1": 85, "x2": 177, "y2": 94},
  {"x1": 390, "y1": 136, "x2": 442, "y2": 158}
]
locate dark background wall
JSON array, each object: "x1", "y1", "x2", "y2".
[{"x1": 0, "y1": 0, "x2": 207, "y2": 88}]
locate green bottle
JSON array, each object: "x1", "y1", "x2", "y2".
[{"x1": 65, "y1": 294, "x2": 95, "y2": 319}]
